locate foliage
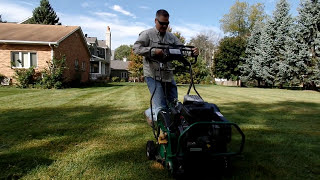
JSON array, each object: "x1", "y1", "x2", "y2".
[
  {"x1": 111, "y1": 76, "x2": 120, "y2": 82},
  {"x1": 13, "y1": 66, "x2": 38, "y2": 88},
  {"x1": 128, "y1": 50, "x2": 143, "y2": 81},
  {"x1": 40, "y1": 56, "x2": 67, "y2": 89},
  {"x1": 240, "y1": 21, "x2": 264, "y2": 85},
  {"x1": 189, "y1": 31, "x2": 218, "y2": 70},
  {"x1": 114, "y1": 45, "x2": 131, "y2": 60},
  {"x1": 0, "y1": 73, "x2": 5, "y2": 83},
  {"x1": 173, "y1": 31, "x2": 186, "y2": 44},
  {"x1": 24, "y1": 0, "x2": 60, "y2": 25},
  {"x1": 214, "y1": 36, "x2": 246, "y2": 80},
  {"x1": 296, "y1": 0, "x2": 320, "y2": 89},
  {"x1": 220, "y1": 0, "x2": 265, "y2": 37}
]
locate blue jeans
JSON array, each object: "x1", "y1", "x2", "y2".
[{"x1": 145, "y1": 77, "x2": 178, "y2": 121}]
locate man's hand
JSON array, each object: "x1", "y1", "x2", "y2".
[
  {"x1": 192, "y1": 47, "x2": 199, "y2": 56},
  {"x1": 154, "y1": 49, "x2": 164, "y2": 56}
]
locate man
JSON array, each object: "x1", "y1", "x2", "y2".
[{"x1": 133, "y1": 9, "x2": 198, "y2": 125}]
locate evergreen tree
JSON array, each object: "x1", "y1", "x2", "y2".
[
  {"x1": 270, "y1": 0, "x2": 293, "y2": 88},
  {"x1": 240, "y1": 21, "x2": 264, "y2": 85},
  {"x1": 255, "y1": 18, "x2": 277, "y2": 86},
  {"x1": 296, "y1": 0, "x2": 320, "y2": 89},
  {"x1": 24, "y1": 0, "x2": 60, "y2": 25},
  {"x1": 282, "y1": 23, "x2": 310, "y2": 86}
]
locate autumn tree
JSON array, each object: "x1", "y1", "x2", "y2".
[
  {"x1": 128, "y1": 50, "x2": 143, "y2": 82},
  {"x1": 24, "y1": 0, "x2": 60, "y2": 25}
]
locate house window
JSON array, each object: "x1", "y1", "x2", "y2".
[
  {"x1": 90, "y1": 62, "x2": 99, "y2": 73},
  {"x1": 75, "y1": 59, "x2": 79, "y2": 70},
  {"x1": 121, "y1": 72, "x2": 127, "y2": 79},
  {"x1": 81, "y1": 61, "x2": 86, "y2": 71},
  {"x1": 11, "y1": 52, "x2": 37, "y2": 68}
]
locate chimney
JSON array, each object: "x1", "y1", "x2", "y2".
[{"x1": 106, "y1": 26, "x2": 111, "y2": 49}]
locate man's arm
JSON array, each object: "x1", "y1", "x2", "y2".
[{"x1": 133, "y1": 31, "x2": 154, "y2": 57}]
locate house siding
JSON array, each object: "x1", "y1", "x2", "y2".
[
  {"x1": 54, "y1": 30, "x2": 90, "y2": 83},
  {"x1": 0, "y1": 44, "x2": 50, "y2": 78},
  {"x1": 0, "y1": 29, "x2": 90, "y2": 83}
]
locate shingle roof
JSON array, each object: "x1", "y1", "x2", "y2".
[
  {"x1": 111, "y1": 60, "x2": 129, "y2": 70},
  {"x1": 97, "y1": 40, "x2": 107, "y2": 48},
  {"x1": 85, "y1": 37, "x2": 97, "y2": 44},
  {"x1": 0, "y1": 23, "x2": 80, "y2": 44}
]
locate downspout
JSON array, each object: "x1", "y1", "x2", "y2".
[{"x1": 49, "y1": 43, "x2": 54, "y2": 62}]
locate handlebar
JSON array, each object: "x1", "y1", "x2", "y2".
[{"x1": 149, "y1": 44, "x2": 198, "y2": 65}]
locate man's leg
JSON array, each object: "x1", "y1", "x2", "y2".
[
  {"x1": 165, "y1": 79, "x2": 178, "y2": 105},
  {"x1": 145, "y1": 77, "x2": 167, "y2": 125}
]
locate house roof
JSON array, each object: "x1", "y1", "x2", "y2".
[
  {"x1": 85, "y1": 37, "x2": 97, "y2": 44},
  {"x1": 0, "y1": 23, "x2": 80, "y2": 45},
  {"x1": 97, "y1": 40, "x2": 107, "y2": 48},
  {"x1": 111, "y1": 60, "x2": 129, "y2": 70}
]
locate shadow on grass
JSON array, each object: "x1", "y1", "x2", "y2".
[
  {"x1": 217, "y1": 100, "x2": 320, "y2": 179},
  {"x1": 0, "y1": 104, "x2": 130, "y2": 179},
  {"x1": 1, "y1": 99, "x2": 319, "y2": 179}
]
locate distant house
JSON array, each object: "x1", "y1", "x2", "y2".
[
  {"x1": 0, "y1": 23, "x2": 90, "y2": 84},
  {"x1": 110, "y1": 60, "x2": 130, "y2": 81},
  {"x1": 85, "y1": 27, "x2": 111, "y2": 80}
]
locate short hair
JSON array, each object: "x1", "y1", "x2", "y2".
[{"x1": 156, "y1": 9, "x2": 169, "y2": 18}]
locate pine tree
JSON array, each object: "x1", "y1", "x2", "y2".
[
  {"x1": 24, "y1": 0, "x2": 60, "y2": 25},
  {"x1": 282, "y1": 23, "x2": 310, "y2": 86},
  {"x1": 255, "y1": 18, "x2": 277, "y2": 87},
  {"x1": 240, "y1": 21, "x2": 263, "y2": 85},
  {"x1": 296, "y1": 0, "x2": 320, "y2": 89},
  {"x1": 270, "y1": 0, "x2": 293, "y2": 88}
]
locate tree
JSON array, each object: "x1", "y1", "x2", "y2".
[
  {"x1": 296, "y1": 0, "x2": 320, "y2": 89},
  {"x1": 255, "y1": 19, "x2": 278, "y2": 87},
  {"x1": 282, "y1": 23, "x2": 310, "y2": 86},
  {"x1": 0, "y1": 14, "x2": 7, "y2": 23},
  {"x1": 173, "y1": 31, "x2": 185, "y2": 44},
  {"x1": 220, "y1": 0, "x2": 265, "y2": 37},
  {"x1": 270, "y1": 0, "x2": 293, "y2": 88},
  {"x1": 240, "y1": 21, "x2": 264, "y2": 85},
  {"x1": 189, "y1": 31, "x2": 218, "y2": 69},
  {"x1": 128, "y1": 50, "x2": 143, "y2": 82},
  {"x1": 24, "y1": 0, "x2": 60, "y2": 25},
  {"x1": 114, "y1": 45, "x2": 131, "y2": 60},
  {"x1": 214, "y1": 36, "x2": 246, "y2": 80},
  {"x1": 248, "y1": 3, "x2": 265, "y2": 31}
]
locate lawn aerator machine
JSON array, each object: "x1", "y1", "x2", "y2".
[{"x1": 146, "y1": 43, "x2": 245, "y2": 177}]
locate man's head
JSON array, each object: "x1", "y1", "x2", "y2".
[{"x1": 155, "y1": 9, "x2": 169, "y2": 34}]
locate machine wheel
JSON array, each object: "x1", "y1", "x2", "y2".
[{"x1": 146, "y1": 141, "x2": 156, "y2": 160}]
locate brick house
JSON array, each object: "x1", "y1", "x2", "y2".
[{"x1": 0, "y1": 23, "x2": 91, "y2": 84}]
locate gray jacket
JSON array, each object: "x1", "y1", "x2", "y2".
[{"x1": 133, "y1": 27, "x2": 182, "y2": 82}]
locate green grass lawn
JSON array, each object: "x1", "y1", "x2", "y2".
[{"x1": 0, "y1": 84, "x2": 319, "y2": 179}]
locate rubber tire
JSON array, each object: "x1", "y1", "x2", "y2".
[{"x1": 146, "y1": 140, "x2": 156, "y2": 160}]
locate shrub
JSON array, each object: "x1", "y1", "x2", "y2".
[
  {"x1": 40, "y1": 56, "x2": 67, "y2": 89},
  {"x1": 14, "y1": 66, "x2": 38, "y2": 88},
  {"x1": 112, "y1": 77, "x2": 120, "y2": 82},
  {"x1": 120, "y1": 78, "x2": 126, "y2": 82},
  {"x1": 0, "y1": 73, "x2": 5, "y2": 83}
]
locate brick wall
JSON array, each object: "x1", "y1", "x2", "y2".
[
  {"x1": 0, "y1": 44, "x2": 51, "y2": 79},
  {"x1": 0, "y1": 29, "x2": 90, "y2": 83},
  {"x1": 54, "y1": 30, "x2": 90, "y2": 82}
]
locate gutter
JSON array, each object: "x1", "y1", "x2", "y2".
[{"x1": 0, "y1": 40, "x2": 57, "y2": 45}]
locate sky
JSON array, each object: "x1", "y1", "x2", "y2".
[{"x1": 0, "y1": 0, "x2": 300, "y2": 50}]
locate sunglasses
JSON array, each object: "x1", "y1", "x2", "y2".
[{"x1": 157, "y1": 19, "x2": 169, "y2": 26}]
